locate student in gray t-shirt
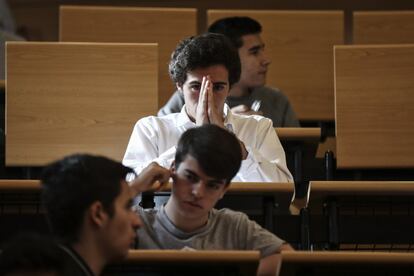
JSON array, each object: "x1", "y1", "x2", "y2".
[{"x1": 135, "y1": 124, "x2": 293, "y2": 276}]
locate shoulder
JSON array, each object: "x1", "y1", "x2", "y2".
[
  {"x1": 256, "y1": 86, "x2": 289, "y2": 102},
  {"x1": 136, "y1": 113, "x2": 180, "y2": 129},
  {"x1": 230, "y1": 112, "x2": 273, "y2": 129}
]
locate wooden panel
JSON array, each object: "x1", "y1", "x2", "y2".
[
  {"x1": 275, "y1": 127, "x2": 321, "y2": 142},
  {"x1": 354, "y1": 11, "x2": 414, "y2": 44},
  {"x1": 59, "y1": 5, "x2": 196, "y2": 108},
  {"x1": 334, "y1": 44, "x2": 414, "y2": 168},
  {"x1": 6, "y1": 42, "x2": 157, "y2": 165},
  {"x1": 282, "y1": 251, "x2": 414, "y2": 264},
  {"x1": 208, "y1": 10, "x2": 344, "y2": 121}
]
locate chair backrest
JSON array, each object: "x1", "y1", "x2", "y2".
[
  {"x1": 6, "y1": 42, "x2": 157, "y2": 166},
  {"x1": 353, "y1": 11, "x2": 414, "y2": 44},
  {"x1": 334, "y1": 44, "x2": 414, "y2": 169},
  {"x1": 208, "y1": 10, "x2": 344, "y2": 121},
  {"x1": 59, "y1": 6, "x2": 197, "y2": 108}
]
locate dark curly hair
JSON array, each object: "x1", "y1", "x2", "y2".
[
  {"x1": 169, "y1": 33, "x2": 241, "y2": 87},
  {"x1": 208, "y1": 16, "x2": 262, "y2": 49}
]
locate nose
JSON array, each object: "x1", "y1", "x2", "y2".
[
  {"x1": 131, "y1": 211, "x2": 143, "y2": 230},
  {"x1": 192, "y1": 182, "x2": 205, "y2": 198},
  {"x1": 261, "y1": 52, "x2": 271, "y2": 67}
]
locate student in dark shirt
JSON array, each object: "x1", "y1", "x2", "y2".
[{"x1": 41, "y1": 154, "x2": 170, "y2": 276}]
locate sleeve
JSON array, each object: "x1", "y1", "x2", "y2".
[
  {"x1": 235, "y1": 118, "x2": 294, "y2": 182},
  {"x1": 157, "y1": 91, "x2": 185, "y2": 117},
  {"x1": 122, "y1": 117, "x2": 176, "y2": 174},
  {"x1": 235, "y1": 211, "x2": 285, "y2": 258}
]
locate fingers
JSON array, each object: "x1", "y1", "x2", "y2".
[
  {"x1": 130, "y1": 162, "x2": 171, "y2": 194},
  {"x1": 195, "y1": 76, "x2": 210, "y2": 125}
]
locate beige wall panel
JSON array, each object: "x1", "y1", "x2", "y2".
[
  {"x1": 334, "y1": 44, "x2": 414, "y2": 168},
  {"x1": 59, "y1": 6, "x2": 196, "y2": 108},
  {"x1": 354, "y1": 11, "x2": 414, "y2": 44},
  {"x1": 6, "y1": 42, "x2": 157, "y2": 165},
  {"x1": 208, "y1": 10, "x2": 344, "y2": 121}
]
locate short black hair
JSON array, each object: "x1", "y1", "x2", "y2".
[
  {"x1": 175, "y1": 125, "x2": 242, "y2": 184},
  {"x1": 41, "y1": 154, "x2": 135, "y2": 244},
  {"x1": 208, "y1": 16, "x2": 262, "y2": 49},
  {"x1": 0, "y1": 233, "x2": 64, "y2": 275},
  {"x1": 169, "y1": 32, "x2": 241, "y2": 87}
]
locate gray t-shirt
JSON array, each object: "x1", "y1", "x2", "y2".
[
  {"x1": 157, "y1": 86, "x2": 300, "y2": 127},
  {"x1": 135, "y1": 205, "x2": 285, "y2": 258}
]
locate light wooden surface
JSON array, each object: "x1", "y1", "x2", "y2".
[
  {"x1": 282, "y1": 251, "x2": 414, "y2": 264},
  {"x1": 334, "y1": 44, "x2": 414, "y2": 168},
  {"x1": 275, "y1": 127, "x2": 321, "y2": 142},
  {"x1": 0, "y1": 180, "x2": 293, "y2": 194},
  {"x1": 6, "y1": 42, "x2": 158, "y2": 166},
  {"x1": 123, "y1": 250, "x2": 259, "y2": 276},
  {"x1": 156, "y1": 181, "x2": 293, "y2": 194},
  {"x1": 59, "y1": 5, "x2": 196, "y2": 108},
  {"x1": 127, "y1": 249, "x2": 259, "y2": 262},
  {"x1": 208, "y1": 10, "x2": 344, "y2": 121},
  {"x1": 353, "y1": 11, "x2": 414, "y2": 44},
  {"x1": 309, "y1": 181, "x2": 414, "y2": 195}
]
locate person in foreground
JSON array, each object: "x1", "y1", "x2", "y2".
[
  {"x1": 135, "y1": 125, "x2": 294, "y2": 276},
  {"x1": 158, "y1": 16, "x2": 300, "y2": 127},
  {"x1": 123, "y1": 32, "x2": 293, "y2": 183},
  {"x1": 41, "y1": 154, "x2": 170, "y2": 276}
]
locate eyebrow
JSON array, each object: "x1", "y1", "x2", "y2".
[{"x1": 248, "y1": 44, "x2": 265, "y2": 53}]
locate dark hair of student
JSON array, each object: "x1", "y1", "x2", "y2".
[
  {"x1": 208, "y1": 16, "x2": 262, "y2": 49},
  {"x1": 41, "y1": 154, "x2": 135, "y2": 244},
  {"x1": 168, "y1": 32, "x2": 241, "y2": 87},
  {"x1": 175, "y1": 125, "x2": 242, "y2": 184}
]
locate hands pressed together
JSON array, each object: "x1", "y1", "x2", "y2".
[{"x1": 195, "y1": 75, "x2": 248, "y2": 160}]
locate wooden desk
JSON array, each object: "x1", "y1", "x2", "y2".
[
  {"x1": 0, "y1": 80, "x2": 4, "y2": 89},
  {"x1": 281, "y1": 251, "x2": 414, "y2": 276},
  {"x1": 59, "y1": 6, "x2": 196, "y2": 108},
  {"x1": 6, "y1": 42, "x2": 158, "y2": 166},
  {"x1": 335, "y1": 44, "x2": 414, "y2": 169},
  {"x1": 105, "y1": 250, "x2": 259, "y2": 276},
  {"x1": 275, "y1": 128, "x2": 321, "y2": 195},
  {"x1": 275, "y1": 127, "x2": 321, "y2": 142},
  {"x1": 306, "y1": 181, "x2": 414, "y2": 250}
]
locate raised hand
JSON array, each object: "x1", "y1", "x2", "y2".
[{"x1": 129, "y1": 162, "x2": 171, "y2": 195}]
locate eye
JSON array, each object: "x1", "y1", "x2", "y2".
[
  {"x1": 189, "y1": 84, "x2": 201, "y2": 92},
  {"x1": 185, "y1": 172, "x2": 198, "y2": 183},
  {"x1": 207, "y1": 182, "x2": 221, "y2": 190},
  {"x1": 213, "y1": 84, "x2": 226, "y2": 92}
]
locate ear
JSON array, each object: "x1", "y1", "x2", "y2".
[
  {"x1": 219, "y1": 184, "x2": 230, "y2": 199},
  {"x1": 170, "y1": 160, "x2": 176, "y2": 173},
  {"x1": 88, "y1": 201, "x2": 109, "y2": 228},
  {"x1": 176, "y1": 82, "x2": 183, "y2": 92}
]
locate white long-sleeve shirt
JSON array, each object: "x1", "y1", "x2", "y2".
[{"x1": 123, "y1": 105, "x2": 293, "y2": 182}]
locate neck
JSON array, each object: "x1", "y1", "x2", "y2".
[
  {"x1": 164, "y1": 198, "x2": 208, "y2": 233},
  {"x1": 72, "y1": 236, "x2": 107, "y2": 276},
  {"x1": 229, "y1": 82, "x2": 250, "y2": 98}
]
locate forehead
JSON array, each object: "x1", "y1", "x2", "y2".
[
  {"x1": 185, "y1": 64, "x2": 229, "y2": 82},
  {"x1": 240, "y1": 33, "x2": 264, "y2": 50},
  {"x1": 115, "y1": 181, "x2": 133, "y2": 203},
  {"x1": 177, "y1": 155, "x2": 226, "y2": 183}
]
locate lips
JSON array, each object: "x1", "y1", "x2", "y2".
[{"x1": 185, "y1": 201, "x2": 203, "y2": 209}]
